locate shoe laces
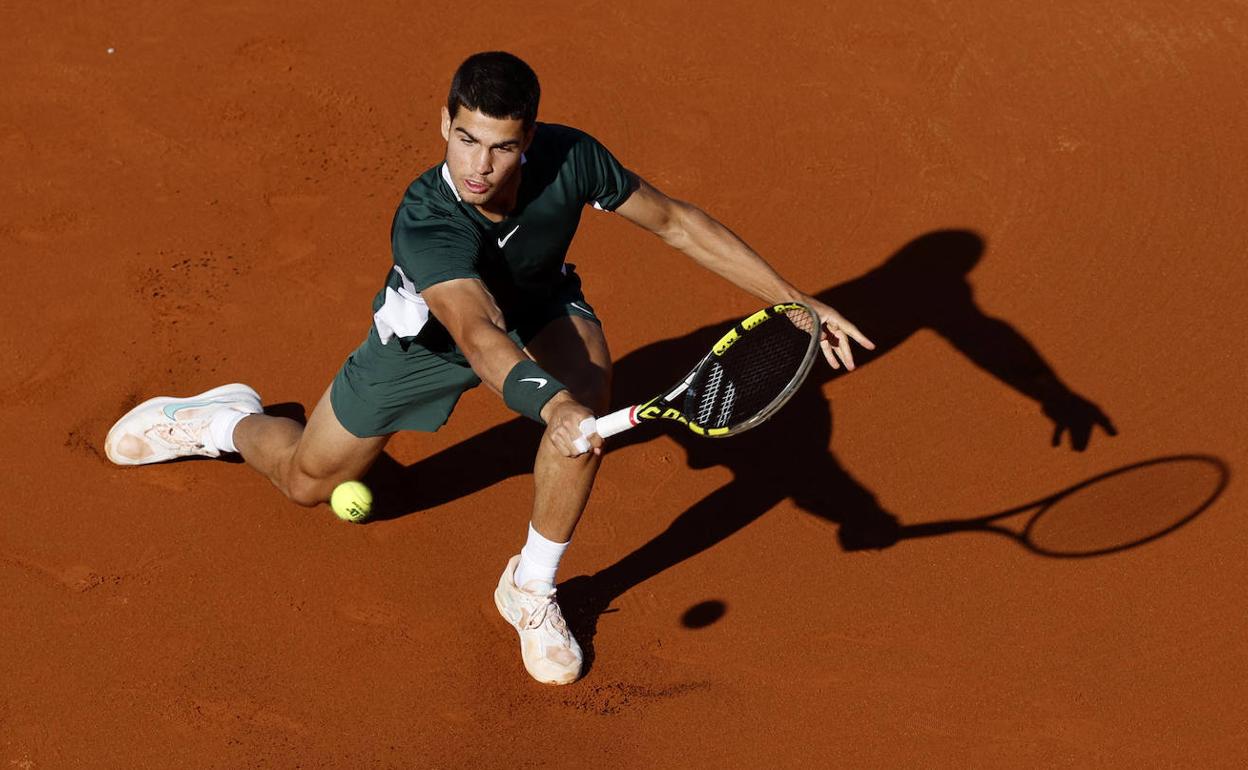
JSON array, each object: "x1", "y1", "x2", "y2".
[
  {"x1": 522, "y1": 589, "x2": 570, "y2": 639},
  {"x1": 146, "y1": 418, "x2": 210, "y2": 450}
]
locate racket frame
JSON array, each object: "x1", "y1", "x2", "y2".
[{"x1": 573, "y1": 302, "x2": 820, "y2": 452}]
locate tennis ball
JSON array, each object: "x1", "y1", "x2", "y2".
[{"x1": 330, "y1": 481, "x2": 373, "y2": 523}]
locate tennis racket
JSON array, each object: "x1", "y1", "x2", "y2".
[{"x1": 572, "y1": 302, "x2": 821, "y2": 454}]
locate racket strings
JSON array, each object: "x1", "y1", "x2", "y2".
[
  {"x1": 695, "y1": 363, "x2": 729, "y2": 426},
  {"x1": 685, "y1": 306, "x2": 818, "y2": 430}
]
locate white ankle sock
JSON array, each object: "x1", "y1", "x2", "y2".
[
  {"x1": 208, "y1": 409, "x2": 249, "y2": 454},
  {"x1": 514, "y1": 523, "x2": 569, "y2": 591}
]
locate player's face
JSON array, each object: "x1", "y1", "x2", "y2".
[{"x1": 441, "y1": 106, "x2": 532, "y2": 207}]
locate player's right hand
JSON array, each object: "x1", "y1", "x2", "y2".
[{"x1": 541, "y1": 391, "x2": 603, "y2": 457}]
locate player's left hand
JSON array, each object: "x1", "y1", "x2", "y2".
[{"x1": 802, "y1": 295, "x2": 875, "y2": 370}]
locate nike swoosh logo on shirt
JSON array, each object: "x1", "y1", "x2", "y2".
[
  {"x1": 519, "y1": 377, "x2": 548, "y2": 389},
  {"x1": 497, "y1": 225, "x2": 520, "y2": 248}
]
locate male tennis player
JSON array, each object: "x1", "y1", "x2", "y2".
[{"x1": 104, "y1": 52, "x2": 874, "y2": 685}]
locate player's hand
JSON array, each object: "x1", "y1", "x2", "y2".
[
  {"x1": 541, "y1": 391, "x2": 603, "y2": 457},
  {"x1": 802, "y1": 295, "x2": 876, "y2": 370}
]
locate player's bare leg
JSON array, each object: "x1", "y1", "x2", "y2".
[
  {"x1": 525, "y1": 314, "x2": 612, "y2": 541},
  {"x1": 105, "y1": 381, "x2": 389, "y2": 510},
  {"x1": 493, "y1": 313, "x2": 611, "y2": 684},
  {"x1": 234, "y1": 384, "x2": 391, "y2": 507}
]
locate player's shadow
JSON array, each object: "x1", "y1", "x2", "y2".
[{"x1": 364, "y1": 229, "x2": 1118, "y2": 668}]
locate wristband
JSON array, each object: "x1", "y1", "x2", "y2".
[{"x1": 503, "y1": 359, "x2": 567, "y2": 423}]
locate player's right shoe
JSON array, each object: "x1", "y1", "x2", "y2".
[
  {"x1": 494, "y1": 554, "x2": 584, "y2": 685},
  {"x1": 104, "y1": 383, "x2": 263, "y2": 466}
]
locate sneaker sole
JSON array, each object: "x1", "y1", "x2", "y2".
[{"x1": 104, "y1": 383, "x2": 262, "y2": 465}]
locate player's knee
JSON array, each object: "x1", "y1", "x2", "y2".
[{"x1": 285, "y1": 471, "x2": 331, "y2": 508}]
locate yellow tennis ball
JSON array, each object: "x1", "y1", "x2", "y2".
[{"x1": 330, "y1": 481, "x2": 372, "y2": 523}]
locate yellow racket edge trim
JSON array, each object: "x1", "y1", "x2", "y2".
[
  {"x1": 712, "y1": 329, "x2": 741, "y2": 356},
  {"x1": 712, "y1": 303, "x2": 810, "y2": 357},
  {"x1": 741, "y1": 308, "x2": 771, "y2": 330}
]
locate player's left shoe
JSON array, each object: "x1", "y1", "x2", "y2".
[
  {"x1": 494, "y1": 554, "x2": 583, "y2": 685},
  {"x1": 104, "y1": 383, "x2": 262, "y2": 465}
]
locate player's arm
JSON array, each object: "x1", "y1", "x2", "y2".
[
  {"x1": 421, "y1": 278, "x2": 601, "y2": 454},
  {"x1": 613, "y1": 176, "x2": 875, "y2": 369},
  {"x1": 421, "y1": 277, "x2": 523, "y2": 393}
]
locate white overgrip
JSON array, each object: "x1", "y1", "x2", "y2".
[
  {"x1": 595, "y1": 407, "x2": 637, "y2": 438},
  {"x1": 571, "y1": 406, "x2": 638, "y2": 455}
]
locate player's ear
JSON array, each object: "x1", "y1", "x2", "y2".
[
  {"x1": 440, "y1": 106, "x2": 451, "y2": 141},
  {"x1": 522, "y1": 123, "x2": 536, "y2": 151}
]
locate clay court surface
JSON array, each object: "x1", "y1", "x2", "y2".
[{"x1": 3, "y1": 1, "x2": 1247, "y2": 766}]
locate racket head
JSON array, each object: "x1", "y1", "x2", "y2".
[
  {"x1": 646, "y1": 302, "x2": 820, "y2": 437},
  {"x1": 1019, "y1": 454, "x2": 1228, "y2": 558}
]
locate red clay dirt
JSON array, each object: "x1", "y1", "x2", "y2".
[{"x1": 3, "y1": 1, "x2": 1247, "y2": 767}]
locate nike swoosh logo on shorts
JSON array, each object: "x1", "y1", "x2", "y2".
[
  {"x1": 569, "y1": 301, "x2": 591, "y2": 316},
  {"x1": 519, "y1": 377, "x2": 548, "y2": 389},
  {"x1": 497, "y1": 225, "x2": 520, "y2": 248}
]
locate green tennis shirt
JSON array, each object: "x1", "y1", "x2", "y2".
[{"x1": 370, "y1": 122, "x2": 634, "y2": 359}]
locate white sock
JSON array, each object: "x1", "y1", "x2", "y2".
[
  {"x1": 208, "y1": 409, "x2": 249, "y2": 454},
  {"x1": 513, "y1": 523, "x2": 569, "y2": 591}
]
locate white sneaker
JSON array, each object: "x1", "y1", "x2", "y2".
[
  {"x1": 104, "y1": 383, "x2": 262, "y2": 466},
  {"x1": 494, "y1": 554, "x2": 583, "y2": 685}
]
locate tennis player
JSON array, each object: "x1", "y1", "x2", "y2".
[{"x1": 104, "y1": 51, "x2": 874, "y2": 684}]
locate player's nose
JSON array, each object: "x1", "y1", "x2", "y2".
[{"x1": 474, "y1": 148, "x2": 493, "y2": 175}]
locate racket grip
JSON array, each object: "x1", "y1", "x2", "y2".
[
  {"x1": 572, "y1": 417, "x2": 598, "y2": 455},
  {"x1": 594, "y1": 408, "x2": 636, "y2": 439},
  {"x1": 571, "y1": 407, "x2": 638, "y2": 456}
]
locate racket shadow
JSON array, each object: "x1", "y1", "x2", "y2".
[{"x1": 894, "y1": 454, "x2": 1230, "y2": 557}]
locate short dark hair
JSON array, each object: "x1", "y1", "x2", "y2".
[{"x1": 447, "y1": 52, "x2": 540, "y2": 129}]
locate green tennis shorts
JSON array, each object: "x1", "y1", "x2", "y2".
[{"x1": 330, "y1": 285, "x2": 600, "y2": 438}]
